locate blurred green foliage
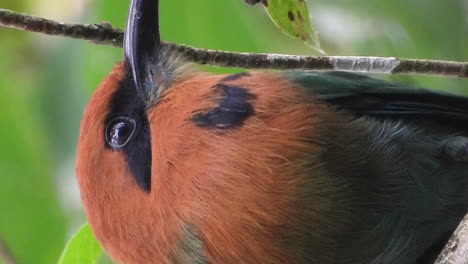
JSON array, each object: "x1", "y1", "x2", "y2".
[{"x1": 0, "y1": 0, "x2": 466, "y2": 263}]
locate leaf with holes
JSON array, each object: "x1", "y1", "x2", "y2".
[
  {"x1": 58, "y1": 224, "x2": 103, "y2": 264},
  {"x1": 258, "y1": 0, "x2": 324, "y2": 53}
]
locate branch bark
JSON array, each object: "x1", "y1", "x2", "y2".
[
  {"x1": 1, "y1": 8, "x2": 467, "y2": 78},
  {"x1": 435, "y1": 213, "x2": 468, "y2": 264},
  {"x1": 0, "y1": 238, "x2": 16, "y2": 264}
]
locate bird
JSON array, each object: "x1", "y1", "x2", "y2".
[{"x1": 75, "y1": 0, "x2": 468, "y2": 263}]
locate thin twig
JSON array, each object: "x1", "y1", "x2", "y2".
[
  {"x1": 0, "y1": 8, "x2": 123, "y2": 46},
  {"x1": 0, "y1": 8, "x2": 467, "y2": 79},
  {"x1": 0, "y1": 238, "x2": 16, "y2": 264},
  {"x1": 435, "y1": 213, "x2": 468, "y2": 264},
  {"x1": 0, "y1": 8, "x2": 466, "y2": 78}
]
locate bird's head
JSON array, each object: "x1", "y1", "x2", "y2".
[{"x1": 76, "y1": 0, "x2": 346, "y2": 262}]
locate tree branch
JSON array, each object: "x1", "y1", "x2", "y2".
[
  {"x1": 435, "y1": 213, "x2": 468, "y2": 264},
  {"x1": 0, "y1": 8, "x2": 123, "y2": 47},
  {"x1": 0, "y1": 238, "x2": 16, "y2": 264},
  {"x1": 1, "y1": 8, "x2": 466, "y2": 78}
]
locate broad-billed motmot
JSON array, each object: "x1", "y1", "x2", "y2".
[{"x1": 76, "y1": 0, "x2": 468, "y2": 263}]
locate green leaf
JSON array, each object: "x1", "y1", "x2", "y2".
[
  {"x1": 261, "y1": 0, "x2": 324, "y2": 53},
  {"x1": 96, "y1": 252, "x2": 115, "y2": 264},
  {"x1": 59, "y1": 224, "x2": 102, "y2": 264}
]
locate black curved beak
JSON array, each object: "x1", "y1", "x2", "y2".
[{"x1": 124, "y1": 0, "x2": 160, "y2": 93}]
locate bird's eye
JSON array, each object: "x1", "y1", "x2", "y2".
[{"x1": 105, "y1": 117, "x2": 137, "y2": 150}]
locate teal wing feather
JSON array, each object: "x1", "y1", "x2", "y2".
[
  {"x1": 285, "y1": 71, "x2": 468, "y2": 130},
  {"x1": 285, "y1": 71, "x2": 468, "y2": 263}
]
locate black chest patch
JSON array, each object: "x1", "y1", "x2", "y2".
[
  {"x1": 192, "y1": 83, "x2": 255, "y2": 129},
  {"x1": 219, "y1": 72, "x2": 250, "y2": 82},
  {"x1": 105, "y1": 72, "x2": 152, "y2": 192}
]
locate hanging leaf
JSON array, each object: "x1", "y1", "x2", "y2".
[
  {"x1": 58, "y1": 224, "x2": 103, "y2": 264},
  {"x1": 245, "y1": 0, "x2": 324, "y2": 53}
]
